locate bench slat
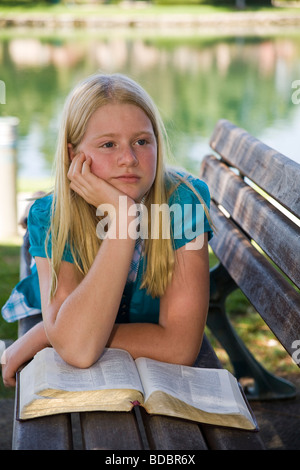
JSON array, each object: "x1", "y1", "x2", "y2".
[
  {"x1": 209, "y1": 202, "x2": 300, "y2": 360},
  {"x1": 200, "y1": 154, "x2": 300, "y2": 289},
  {"x1": 209, "y1": 119, "x2": 300, "y2": 219},
  {"x1": 81, "y1": 411, "x2": 143, "y2": 450},
  {"x1": 139, "y1": 411, "x2": 208, "y2": 450},
  {"x1": 13, "y1": 413, "x2": 73, "y2": 450},
  {"x1": 200, "y1": 425, "x2": 264, "y2": 450}
]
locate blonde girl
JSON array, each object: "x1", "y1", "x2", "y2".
[{"x1": 2, "y1": 73, "x2": 213, "y2": 387}]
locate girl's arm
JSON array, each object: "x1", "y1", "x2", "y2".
[
  {"x1": 107, "y1": 233, "x2": 210, "y2": 366},
  {"x1": 38, "y1": 232, "x2": 208, "y2": 370},
  {"x1": 35, "y1": 153, "x2": 137, "y2": 368},
  {"x1": 37, "y1": 218, "x2": 136, "y2": 369},
  {"x1": 66, "y1": 153, "x2": 209, "y2": 365},
  {"x1": 33, "y1": 150, "x2": 208, "y2": 369},
  {"x1": 1, "y1": 225, "x2": 135, "y2": 385},
  {"x1": 2, "y1": 231, "x2": 209, "y2": 388},
  {"x1": 1, "y1": 321, "x2": 50, "y2": 387}
]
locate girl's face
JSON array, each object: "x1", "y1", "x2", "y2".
[{"x1": 75, "y1": 102, "x2": 157, "y2": 202}]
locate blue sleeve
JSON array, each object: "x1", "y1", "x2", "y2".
[
  {"x1": 169, "y1": 175, "x2": 213, "y2": 250},
  {"x1": 27, "y1": 195, "x2": 74, "y2": 263},
  {"x1": 27, "y1": 195, "x2": 52, "y2": 259}
]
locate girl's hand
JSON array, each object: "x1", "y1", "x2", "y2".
[
  {"x1": 1, "y1": 339, "x2": 31, "y2": 388},
  {"x1": 67, "y1": 152, "x2": 131, "y2": 210},
  {"x1": 1, "y1": 342, "x2": 20, "y2": 387},
  {"x1": 1, "y1": 322, "x2": 50, "y2": 387}
]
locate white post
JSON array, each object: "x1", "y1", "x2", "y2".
[{"x1": 0, "y1": 116, "x2": 19, "y2": 240}]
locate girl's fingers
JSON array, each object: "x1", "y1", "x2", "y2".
[
  {"x1": 67, "y1": 152, "x2": 86, "y2": 179},
  {"x1": 81, "y1": 156, "x2": 92, "y2": 175},
  {"x1": 68, "y1": 153, "x2": 106, "y2": 207},
  {"x1": 73, "y1": 152, "x2": 86, "y2": 173}
]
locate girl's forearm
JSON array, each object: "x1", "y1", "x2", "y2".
[
  {"x1": 16, "y1": 321, "x2": 50, "y2": 360},
  {"x1": 2, "y1": 322, "x2": 50, "y2": 387},
  {"x1": 107, "y1": 321, "x2": 203, "y2": 367},
  {"x1": 46, "y1": 229, "x2": 136, "y2": 368}
]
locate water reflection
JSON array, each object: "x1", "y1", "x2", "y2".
[{"x1": 1, "y1": 33, "x2": 300, "y2": 181}]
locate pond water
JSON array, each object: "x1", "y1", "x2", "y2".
[{"x1": 1, "y1": 30, "x2": 300, "y2": 185}]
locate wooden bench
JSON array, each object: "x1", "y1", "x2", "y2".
[
  {"x1": 13, "y1": 316, "x2": 264, "y2": 450},
  {"x1": 200, "y1": 119, "x2": 300, "y2": 401},
  {"x1": 15, "y1": 118, "x2": 300, "y2": 450}
]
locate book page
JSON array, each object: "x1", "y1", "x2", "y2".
[
  {"x1": 136, "y1": 357, "x2": 244, "y2": 415},
  {"x1": 31, "y1": 347, "x2": 144, "y2": 395}
]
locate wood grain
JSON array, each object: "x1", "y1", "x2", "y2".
[
  {"x1": 209, "y1": 119, "x2": 300, "y2": 219},
  {"x1": 200, "y1": 153, "x2": 300, "y2": 289},
  {"x1": 209, "y1": 202, "x2": 300, "y2": 359}
]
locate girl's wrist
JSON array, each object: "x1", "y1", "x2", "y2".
[{"x1": 98, "y1": 196, "x2": 139, "y2": 242}]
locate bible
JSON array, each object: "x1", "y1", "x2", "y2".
[{"x1": 17, "y1": 347, "x2": 257, "y2": 430}]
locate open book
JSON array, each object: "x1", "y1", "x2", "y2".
[{"x1": 17, "y1": 347, "x2": 257, "y2": 430}]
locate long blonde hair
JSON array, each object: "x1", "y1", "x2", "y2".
[{"x1": 47, "y1": 73, "x2": 211, "y2": 299}]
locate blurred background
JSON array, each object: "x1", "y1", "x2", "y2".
[{"x1": 1, "y1": 2, "x2": 300, "y2": 189}]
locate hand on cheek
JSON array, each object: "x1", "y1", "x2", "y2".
[
  {"x1": 67, "y1": 152, "x2": 132, "y2": 210},
  {"x1": 68, "y1": 152, "x2": 102, "y2": 207}
]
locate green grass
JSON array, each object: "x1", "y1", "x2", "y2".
[
  {"x1": 0, "y1": 242, "x2": 20, "y2": 342},
  {"x1": 0, "y1": 241, "x2": 20, "y2": 398}
]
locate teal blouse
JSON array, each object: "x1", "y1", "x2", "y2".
[{"x1": 1, "y1": 172, "x2": 212, "y2": 324}]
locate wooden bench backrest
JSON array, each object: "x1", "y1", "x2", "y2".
[{"x1": 200, "y1": 119, "x2": 300, "y2": 362}]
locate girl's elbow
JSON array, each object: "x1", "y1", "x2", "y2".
[
  {"x1": 177, "y1": 351, "x2": 198, "y2": 367},
  {"x1": 172, "y1": 340, "x2": 202, "y2": 367},
  {"x1": 53, "y1": 342, "x2": 103, "y2": 369},
  {"x1": 46, "y1": 324, "x2": 104, "y2": 369},
  {"x1": 61, "y1": 352, "x2": 93, "y2": 369}
]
